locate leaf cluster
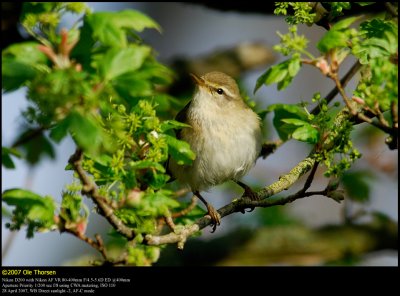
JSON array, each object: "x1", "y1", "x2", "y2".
[{"x1": 2, "y1": 2, "x2": 198, "y2": 265}]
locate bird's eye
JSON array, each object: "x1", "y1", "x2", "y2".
[{"x1": 216, "y1": 88, "x2": 224, "y2": 95}]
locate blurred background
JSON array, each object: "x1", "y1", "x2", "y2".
[{"x1": 2, "y1": 2, "x2": 397, "y2": 266}]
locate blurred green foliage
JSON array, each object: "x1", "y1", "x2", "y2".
[{"x1": 2, "y1": 2, "x2": 197, "y2": 265}]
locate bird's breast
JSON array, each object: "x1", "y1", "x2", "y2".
[{"x1": 177, "y1": 106, "x2": 261, "y2": 190}]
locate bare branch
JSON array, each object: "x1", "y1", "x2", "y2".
[
  {"x1": 172, "y1": 196, "x2": 198, "y2": 218},
  {"x1": 164, "y1": 215, "x2": 177, "y2": 231}
]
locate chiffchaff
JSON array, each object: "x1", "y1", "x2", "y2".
[{"x1": 168, "y1": 71, "x2": 262, "y2": 231}]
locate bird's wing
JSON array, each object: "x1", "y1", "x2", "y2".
[{"x1": 174, "y1": 100, "x2": 192, "y2": 140}]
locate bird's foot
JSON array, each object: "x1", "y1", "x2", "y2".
[
  {"x1": 206, "y1": 203, "x2": 221, "y2": 233},
  {"x1": 236, "y1": 181, "x2": 259, "y2": 213}
]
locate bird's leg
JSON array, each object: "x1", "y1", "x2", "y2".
[
  {"x1": 235, "y1": 180, "x2": 259, "y2": 212},
  {"x1": 193, "y1": 191, "x2": 221, "y2": 232}
]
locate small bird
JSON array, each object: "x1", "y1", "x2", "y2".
[{"x1": 168, "y1": 71, "x2": 262, "y2": 231}]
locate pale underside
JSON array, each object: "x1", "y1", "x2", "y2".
[{"x1": 169, "y1": 87, "x2": 262, "y2": 191}]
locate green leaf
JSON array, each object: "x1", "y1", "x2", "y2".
[
  {"x1": 277, "y1": 117, "x2": 319, "y2": 143},
  {"x1": 146, "y1": 172, "x2": 170, "y2": 190},
  {"x1": 267, "y1": 104, "x2": 309, "y2": 141},
  {"x1": 164, "y1": 134, "x2": 196, "y2": 166},
  {"x1": 3, "y1": 42, "x2": 47, "y2": 65},
  {"x1": 68, "y1": 112, "x2": 103, "y2": 156},
  {"x1": 292, "y1": 124, "x2": 319, "y2": 144},
  {"x1": 317, "y1": 31, "x2": 349, "y2": 53},
  {"x1": 135, "y1": 62, "x2": 174, "y2": 85},
  {"x1": 330, "y1": 16, "x2": 360, "y2": 31},
  {"x1": 3, "y1": 188, "x2": 43, "y2": 201},
  {"x1": 85, "y1": 10, "x2": 160, "y2": 48},
  {"x1": 146, "y1": 191, "x2": 180, "y2": 212},
  {"x1": 2, "y1": 58, "x2": 38, "y2": 92},
  {"x1": 288, "y1": 56, "x2": 301, "y2": 76},
  {"x1": 131, "y1": 160, "x2": 166, "y2": 172},
  {"x1": 111, "y1": 10, "x2": 160, "y2": 33},
  {"x1": 317, "y1": 17, "x2": 361, "y2": 53},
  {"x1": 160, "y1": 120, "x2": 191, "y2": 133},
  {"x1": 355, "y1": 19, "x2": 398, "y2": 63},
  {"x1": 281, "y1": 118, "x2": 308, "y2": 126},
  {"x1": 254, "y1": 58, "x2": 301, "y2": 92},
  {"x1": 153, "y1": 94, "x2": 173, "y2": 113},
  {"x1": 61, "y1": 192, "x2": 88, "y2": 222},
  {"x1": 356, "y1": 2, "x2": 376, "y2": 6},
  {"x1": 100, "y1": 45, "x2": 151, "y2": 81},
  {"x1": 2, "y1": 152, "x2": 15, "y2": 169},
  {"x1": 15, "y1": 129, "x2": 55, "y2": 165},
  {"x1": 86, "y1": 12, "x2": 127, "y2": 47},
  {"x1": 277, "y1": 76, "x2": 293, "y2": 91},
  {"x1": 49, "y1": 117, "x2": 70, "y2": 143},
  {"x1": 71, "y1": 21, "x2": 95, "y2": 70},
  {"x1": 360, "y1": 19, "x2": 395, "y2": 39},
  {"x1": 341, "y1": 171, "x2": 374, "y2": 202},
  {"x1": 254, "y1": 61, "x2": 288, "y2": 93},
  {"x1": 64, "y1": 163, "x2": 74, "y2": 171},
  {"x1": 2, "y1": 147, "x2": 22, "y2": 169},
  {"x1": 112, "y1": 72, "x2": 153, "y2": 100},
  {"x1": 90, "y1": 154, "x2": 113, "y2": 167},
  {"x1": 3, "y1": 189, "x2": 56, "y2": 238}
]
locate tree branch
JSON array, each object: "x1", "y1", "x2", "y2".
[
  {"x1": 331, "y1": 72, "x2": 394, "y2": 135},
  {"x1": 259, "y1": 140, "x2": 283, "y2": 159},
  {"x1": 144, "y1": 106, "x2": 355, "y2": 248},
  {"x1": 68, "y1": 148, "x2": 135, "y2": 239},
  {"x1": 11, "y1": 126, "x2": 48, "y2": 148},
  {"x1": 172, "y1": 196, "x2": 198, "y2": 218},
  {"x1": 65, "y1": 229, "x2": 108, "y2": 261},
  {"x1": 311, "y1": 61, "x2": 361, "y2": 115},
  {"x1": 145, "y1": 157, "x2": 316, "y2": 248},
  {"x1": 384, "y1": 2, "x2": 398, "y2": 17}
]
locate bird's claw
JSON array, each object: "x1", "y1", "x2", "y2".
[
  {"x1": 246, "y1": 206, "x2": 255, "y2": 212},
  {"x1": 238, "y1": 182, "x2": 259, "y2": 214},
  {"x1": 206, "y1": 204, "x2": 221, "y2": 233}
]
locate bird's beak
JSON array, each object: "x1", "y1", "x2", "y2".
[{"x1": 190, "y1": 73, "x2": 205, "y2": 87}]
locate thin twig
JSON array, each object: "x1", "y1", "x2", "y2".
[
  {"x1": 69, "y1": 149, "x2": 134, "y2": 239},
  {"x1": 384, "y1": 2, "x2": 398, "y2": 17},
  {"x1": 164, "y1": 216, "x2": 176, "y2": 231},
  {"x1": 374, "y1": 102, "x2": 390, "y2": 127},
  {"x1": 259, "y1": 140, "x2": 283, "y2": 159},
  {"x1": 11, "y1": 126, "x2": 47, "y2": 148},
  {"x1": 332, "y1": 74, "x2": 393, "y2": 134},
  {"x1": 300, "y1": 161, "x2": 320, "y2": 193},
  {"x1": 391, "y1": 101, "x2": 398, "y2": 129},
  {"x1": 145, "y1": 186, "x2": 330, "y2": 247},
  {"x1": 65, "y1": 229, "x2": 108, "y2": 261},
  {"x1": 172, "y1": 196, "x2": 198, "y2": 218},
  {"x1": 95, "y1": 234, "x2": 107, "y2": 260},
  {"x1": 174, "y1": 188, "x2": 190, "y2": 198},
  {"x1": 144, "y1": 157, "x2": 316, "y2": 247},
  {"x1": 311, "y1": 61, "x2": 361, "y2": 115}
]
